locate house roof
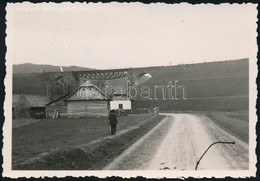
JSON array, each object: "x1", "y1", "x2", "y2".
[
  {"x1": 13, "y1": 94, "x2": 50, "y2": 107},
  {"x1": 45, "y1": 94, "x2": 69, "y2": 106},
  {"x1": 112, "y1": 93, "x2": 130, "y2": 100},
  {"x1": 64, "y1": 81, "x2": 111, "y2": 101},
  {"x1": 80, "y1": 81, "x2": 95, "y2": 87}
]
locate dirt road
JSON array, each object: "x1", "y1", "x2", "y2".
[{"x1": 103, "y1": 114, "x2": 248, "y2": 170}]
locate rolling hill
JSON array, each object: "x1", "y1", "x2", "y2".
[
  {"x1": 132, "y1": 58, "x2": 249, "y2": 111},
  {"x1": 13, "y1": 59, "x2": 249, "y2": 111},
  {"x1": 13, "y1": 63, "x2": 93, "y2": 74}
]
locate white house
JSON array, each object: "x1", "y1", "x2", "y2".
[{"x1": 110, "y1": 93, "x2": 131, "y2": 110}]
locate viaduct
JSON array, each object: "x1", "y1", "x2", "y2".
[{"x1": 42, "y1": 66, "x2": 166, "y2": 93}]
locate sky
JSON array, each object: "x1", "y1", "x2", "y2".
[{"x1": 7, "y1": 3, "x2": 257, "y2": 69}]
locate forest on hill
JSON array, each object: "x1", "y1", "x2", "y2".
[{"x1": 13, "y1": 63, "x2": 93, "y2": 74}]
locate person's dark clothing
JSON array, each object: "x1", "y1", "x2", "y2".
[
  {"x1": 109, "y1": 111, "x2": 118, "y2": 135},
  {"x1": 110, "y1": 124, "x2": 117, "y2": 135},
  {"x1": 109, "y1": 112, "x2": 117, "y2": 125}
]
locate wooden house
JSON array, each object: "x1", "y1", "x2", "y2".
[
  {"x1": 46, "y1": 81, "x2": 111, "y2": 118},
  {"x1": 45, "y1": 94, "x2": 68, "y2": 118},
  {"x1": 13, "y1": 94, "x2": 50, "y2": 119},
  {"x1": 65, "y1": 81, "x2": 110, "y2": 117}
]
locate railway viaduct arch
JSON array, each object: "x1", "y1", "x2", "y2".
[
  {"x1": 42, "y1": 66, "x2": 166, "y2": 94},
  {"x1": 129, "y1": 66, "x2": 165, "y2": 85}
]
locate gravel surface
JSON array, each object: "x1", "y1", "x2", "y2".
[
  {"x1": 103, "y1": 116, "x2": 172, "y2": 170},
  {"x1": 104, "y1": 113, "x2": 248, "y2": 170}
]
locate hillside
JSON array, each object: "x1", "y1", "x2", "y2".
[
  {"x1": 13, "y1": 59, "x2": 249, "y2": 111},
  {"x1": 137, "y1": 58, "x2": 249, "y2": 98},
  {"x1": 132, "y1": 58, "x2": 249, "y2": 111},
  {"x1": 145, "y1": 59, "x2": 248, "y2": 82},
  {"x1": 13, "y1": 63, "x2": 93, "y2": 74}
]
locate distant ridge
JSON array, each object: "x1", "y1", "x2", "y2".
[
  {"x1": 13, "y1": 63, "x2": 94, "y2": 74},
  {"x1": 144, "y1": 58, "x2": 249, "y2": 83}
]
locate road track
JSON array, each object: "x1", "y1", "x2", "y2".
[{"x1": 103, "y1": 113, "x2": 248, "y2": 170}]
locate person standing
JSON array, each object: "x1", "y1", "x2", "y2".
[{"x1": 109, "y1": 110, "x2": 118, "y2": 135}]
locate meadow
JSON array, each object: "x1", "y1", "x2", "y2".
[{"x1": 12, "y1": 114, "x2": 164, "y2": 169}]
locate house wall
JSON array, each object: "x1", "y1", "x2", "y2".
[
  {"x1": 67, "y1": 100, "x2": 109, "y2": 117},
  {"x1": 46, "y1": 99, "x2": 67, "y2": 118},
  {"x1": 29, "y1": 107, "x2": 46, "y2": 118},
  {"x1": 110, "y1": 100, "x2": 131, "y2": 110}
]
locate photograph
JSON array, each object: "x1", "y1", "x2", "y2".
[{"x1": 4, "y1": 2, "x2": 257, "y2": 178}]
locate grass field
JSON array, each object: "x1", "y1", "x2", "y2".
[
  {"x1": 13, "y1": 119, "x2": 41, "y2": 128},
  {"x1": 12, "y1": 111, "x2": 248, "y2": 169},
  {"x1": 133, "y1": 59, "x2": 249, "y2": 112},
  {"x1": 12, "y1": 114, "x2": 157, "y2": 167},
  {"x1": 132, "y1": 96, "x2": 249, "y2": 112},
  {"x1": 201, "y1": 111, "x2": 249, "y2": 144}
]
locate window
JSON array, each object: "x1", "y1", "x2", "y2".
[{"x1": 119, "y1": 104, "x2": 123, "y2": 109}]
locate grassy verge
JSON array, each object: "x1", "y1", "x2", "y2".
[
  {"x1": 200, "y1": 111, "x2": 249, "y2": 144},
  {"x1": 12, "y1": 114, "x2": 152, "y2": 165},
  {"x1": 13, "y1": 114, "x2": 165, "y2": 170}
]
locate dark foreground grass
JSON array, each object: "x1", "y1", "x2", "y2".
[
  {"x1": 12, "y1": 114, "x2": 152, "y2": 166},
  {"x1": 12, "y1": 114, "x2": 165, "y2": 169},
  {"x1": 201, "y1": 111, "x2": 249, "y2": 144}
]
